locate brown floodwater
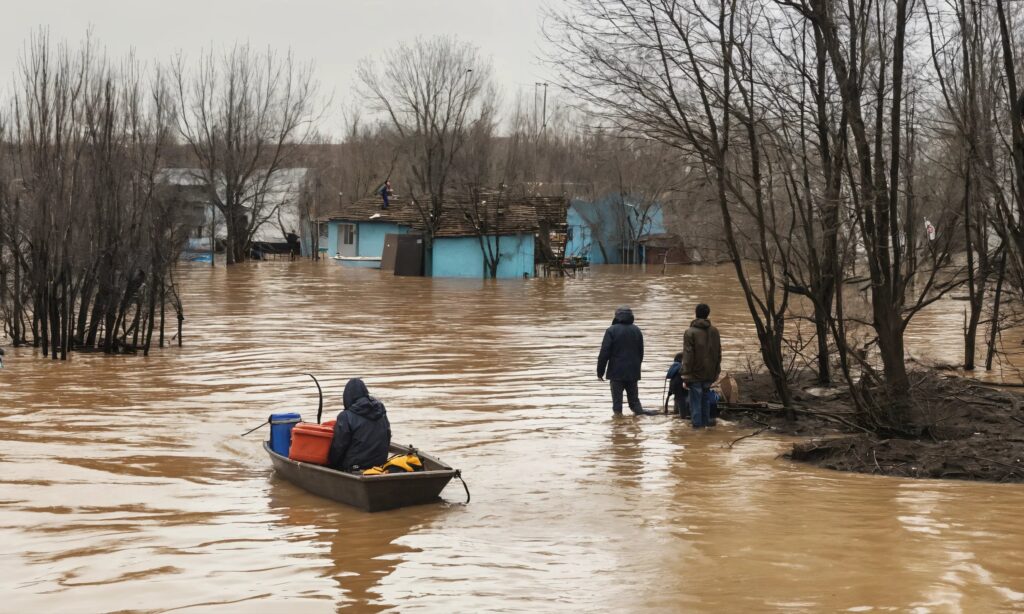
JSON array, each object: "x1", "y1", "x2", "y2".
[{"x1": 2, "y1": 262, "x2": 1023, "y2": 612}]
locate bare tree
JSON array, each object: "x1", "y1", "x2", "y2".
[
  {"x1": 1, "y1": 31, "x2": 187, "y2": 358},
  {"x1": 172, "y1": 44, "x2": 320, "y2": 264},
  {"x1": 548, "y1": 0, "x2": 798, "y2": 412},
  {"x1": 923, "y1": 0, "x2": 1006, "y2": 370},
  {"x1": 357, "y1": 36, "x2": 496, "y2": 275}
]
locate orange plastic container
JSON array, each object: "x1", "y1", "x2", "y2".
[{"x1": 288, "y1": 422, "x2": 335, "y2": 465}]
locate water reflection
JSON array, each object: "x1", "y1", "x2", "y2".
[{"x1": 266, "y1": 475, "x2": 444, "y2": 612}]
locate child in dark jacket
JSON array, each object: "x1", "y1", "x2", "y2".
[{"x1": 666, "y1": 352, "x2": 690, "y2": 418}]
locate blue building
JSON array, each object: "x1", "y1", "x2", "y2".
[
  {"x1": 322, "y1": 197, "x2": 419, "y2": 267},
  {"x1": 323, "y1": 193, "x2": 567, "y2": 278},
  {"x1": 566, "y1": 196, "x2": 674, "y2": 264}
]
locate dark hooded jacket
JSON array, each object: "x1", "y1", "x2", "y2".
[
  {"x1": 681, "y1": 318, "x2": 722, "y2": 383},
  {"x1": 597, "y1": 306, "x2": 644, "y2": 382},
  {"x1": 328, "y1": 379, "x2": 391, "y2": 472}
]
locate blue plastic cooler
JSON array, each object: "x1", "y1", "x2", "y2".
[{"x1": 269, "y1": 413, "x2": 302, "y2": 456}]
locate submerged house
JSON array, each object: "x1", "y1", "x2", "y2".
[
  {"x1": 566, "y1": 196, "x2": 688, "y2": 264},
  {"x1": 160, "y1": 167, "x2": 315, "y2": 258},
  {"x1": 322, "y1": 192, "x2": 568, "y2": 278},
  {"x1": 323, "y1": 196, "x2": 421, "y2": 267}
]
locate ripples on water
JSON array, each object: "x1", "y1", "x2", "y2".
[{"x1": 1, "y1": 262, "x2": 1023, "y2": 612}]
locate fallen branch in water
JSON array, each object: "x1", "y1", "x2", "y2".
[
  {"x1": 972, "y1": 455, "x2": 1021, "y2": 470},
  {"x1": 728, "y1": 427, "x2": 769, "y2": 448},
  {"x1": 721, "y1": 403, "x2": 873, "y2": 434}
]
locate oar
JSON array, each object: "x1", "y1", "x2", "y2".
[
  {"x1": 305, "y1": 373, "x2": 324, "y2": 424},
  {"x1": 241, "y1": 418, "x2": 269, "y2": 437}
]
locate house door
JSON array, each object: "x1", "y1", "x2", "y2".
[{"x1": 338, "y1": 223, "x2": 357, "y2": 257}]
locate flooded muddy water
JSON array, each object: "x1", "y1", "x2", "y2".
[{"x1": 2, "y1": 262, "x2": 1023, "y2": 612}]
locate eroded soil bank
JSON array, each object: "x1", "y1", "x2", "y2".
[{"x1": 721, "y1": 370, "x2": 1024, "y2": 482}]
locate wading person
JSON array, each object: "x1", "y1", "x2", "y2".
[
  {"x1": 665, "y1": 351, "x2": 689, "y2": 419},
  {"x1": 329, "y1": 378, "x2": 392, "y2": 472},
  {"x1": 597, "y1": 306, "x2": 658, "y2": 416},
  {"x1": 285, "y1": 229, "x2": 300, "y2": 260},
  {"x1": 681, "y1": 303, "x2": 722, "y2": 428}
]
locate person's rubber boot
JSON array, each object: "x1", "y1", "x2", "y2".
[{"x1": 633, "y1": 409, "x2": 660, "y2": 416}]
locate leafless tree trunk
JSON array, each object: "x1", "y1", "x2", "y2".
[
  {"x1": 172, "y1": 44, "x2": 321, "y2": 264},
  {"x1": 357, "y1": 36, "x2": 496, "y2": 276},
  {"x1": 0, "y1": 31, "x2": 188, "y2": 358},
  {"x1": 549, "y1": 0, "x2": 797, "y2": 411}
]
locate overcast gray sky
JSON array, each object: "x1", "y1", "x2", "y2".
[{"x1": 1, "y1": 0, "x2": 556, "y2": 134}]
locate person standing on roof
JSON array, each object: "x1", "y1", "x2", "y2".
[
  {"x1": 380, "y1": 180, "x2": 393, "y2": 209},
  {"x1": 328, "y1": 378, "x2": 392, "y2": 472},
  {"x1": 681, "y1": 303, "x2": 723, "y2": 428},
  {"x1": 598, "y1": 306, "x2": 658, "y2": 416}
]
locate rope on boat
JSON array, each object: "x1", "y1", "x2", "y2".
[
  {"x1": 241, "y1": 419, "x2": 269, "y2": 437},
  {"x1": 454, "y1": 469, "x2": 471, "y2": 504}
]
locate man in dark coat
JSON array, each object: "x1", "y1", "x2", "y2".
[
  {"x1": 285, "y1": 229, "x2": 301, "y2": 260},
  {"x1": 328, "y1": 378, "x2": 392, "y2": 472},
  {"x1": 681, "y1": 303, "x2": 723, "y2": 428},
  {"x1": 597, "y1": 306, "x2": 657, "y2": 416}
]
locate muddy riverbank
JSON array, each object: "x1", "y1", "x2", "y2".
[{"x1": 722, "y1": 371, "x2": 1024, "y2": 483}]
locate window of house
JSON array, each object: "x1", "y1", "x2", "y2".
[{"x1": 342, "y1": 224, "x2": 356, "y2": 245}]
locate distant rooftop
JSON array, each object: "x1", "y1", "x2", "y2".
[{"x1": 325, "y1": 192, "x2": 567, "y2": 238}]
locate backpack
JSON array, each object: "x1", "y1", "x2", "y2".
[{"x1": 362, "y1": 453, "x2": 424, "y2": 475}]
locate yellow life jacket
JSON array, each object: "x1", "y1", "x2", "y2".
[{"x1": 362, "y1": 453, "x2": 424, "y2": 475}]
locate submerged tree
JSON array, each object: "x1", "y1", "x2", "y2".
[
  {"x1": 172, "y1": 44, "x2": 321, "y2": 264},
  {"x1": 547, "y1": 0, "x2": 974, "y2": 429},
  {"x1": 548, "y1": 0, "x2": 798, "y2": 413},
  {"x1": 0, "y1": 31, "x2": 189, "y2": 357}
]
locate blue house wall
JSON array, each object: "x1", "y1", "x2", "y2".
[
  {"x1": 325, "y1": 220, "x2": 410, "y2": 258},
  {"x1": 432, "y1": 234, "x2": 535, "y2": 279},
  {"x1": 566, "y1": 197, "x2": 667, "y2": 264},
  {"x1": 356, "y1": 222, "x2": 408, "y2": 257}
]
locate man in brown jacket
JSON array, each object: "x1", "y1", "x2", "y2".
[{"x1": 681, "y1": 303, "x2": 722, "y2": 428}]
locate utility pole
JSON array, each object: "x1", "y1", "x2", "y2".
[
  {"x1": 210, "y1": 202, "x2": 215, "y2": 267},
  {"x1": 541, "y1": 82, "x2": 549, "y2": 132},
  {"x1": 534, "y1": 82, "x2": 540, "y2": 132},
  {"x1": 210, "y1": 127, "x2": 218, "y2": 267}
]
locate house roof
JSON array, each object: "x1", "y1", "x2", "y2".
[
  {"x1": 326, "y1": 192, "x2": 568, "y2": 238},
  {"x1": 435, "y1": 197, "x2": 539, "y2": 237},
  {"x1": 324, "y1": 194, "x2": 424, "y2": 227}
]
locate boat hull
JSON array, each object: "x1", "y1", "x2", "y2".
[{"x1": 265, "y1": 441, "x2": 456, "y2": 512}]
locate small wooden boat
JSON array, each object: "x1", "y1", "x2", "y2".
[{"x1": 264, "y1": 441, "x2": 460, "y2": 512}]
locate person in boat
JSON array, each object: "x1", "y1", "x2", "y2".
[
  {"x1": 597, "y1": 306, "x2": 658, "y2": 416},
  {"x1": 681, "y1": 303, "x2": 723, "y2": 429},
  {"x1": 328, "y1": 379, "x2": 392, "y2": 472}
]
